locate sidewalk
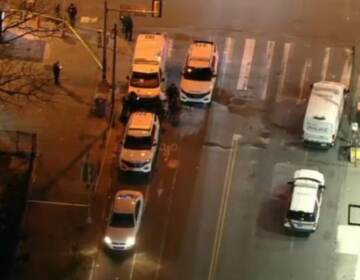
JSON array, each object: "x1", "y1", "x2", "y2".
[{"x1": 0, "y1": 18, "x2": 129, "y2": 279}]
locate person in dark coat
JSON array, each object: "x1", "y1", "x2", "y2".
[
  {"x1": 67, "y1": 3, "x2": 77, "y2": 27},
  {"x1": 119, "y1": 15, "x2": 126, "y2": 34},
  {"x1": 52, "y1": 61, "x2": 62, "y2": 85},
  {"x1": 123, "y1": 15, "x2": 133, "y2": 42}
]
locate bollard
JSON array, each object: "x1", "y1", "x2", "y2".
[{"x1": 97, "y1": 31, "x2": 102, "y2": 48}]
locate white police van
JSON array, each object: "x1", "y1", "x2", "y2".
[{"x1": 303, "y1": 81, "x2": 347, "y2": 148}]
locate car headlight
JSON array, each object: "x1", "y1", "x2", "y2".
[
  {"x1": 125, "y1": 237, "x2": 135, "y2": 247},
  {"x1": 104, "y1": 236, "x2": 112, "y2": 245}
]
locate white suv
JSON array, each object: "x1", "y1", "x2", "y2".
[
  {"x1": 119, "y1": 112, "x2": 160, "y2": 173},
  {"x1": 180, "y1": 40, "x2": 219, "y2": 104},
  {"x1": 284, "y1": 169, "x2": 326, "y2": 234}
]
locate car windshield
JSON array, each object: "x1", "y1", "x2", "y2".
[
  {"x1": 124, "y1": 135, "x2": 152, "y2": 150},
  {"x1": 183, "y1": 67, "x2": 213, "y2": 81},
  {"x1": 130, "y1": 72, "x2": 159, "y2": 88},
  {"x1": 110, "y1": 213, "x2": 134, "y2": 228},
  {"x1": 287, "y1": 210, "x2": 315, "y2": 222}
]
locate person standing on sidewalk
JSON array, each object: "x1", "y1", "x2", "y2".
[
  {"x1": 67, "y1": 3, "x2": 78, "y2": 27},
  {"x1": 52, "y1": 61, "x2": 62, "y2": 86},
  {"x1": 119, "y1": 15, "x2": 126, "y2": 35},
  {"x1": 124, "y1": 15, "x2": 133, "y2": 42}
]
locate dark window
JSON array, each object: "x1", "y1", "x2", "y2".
[
  {"x1": 130, "y1": 72, "x2": 160, "y2": 88},
  {"x1": 287, "y1": 210, "x2": 316, "y2": 222},
  {"x1": 183, "y1": 67, "x2": 213, "y2": 81},
  {"x1": 110, "y1": 213, "x2": 135, "y2": 228},
  {"x1": 124, "y1": 135, "x2": 152, "y2": 150}
]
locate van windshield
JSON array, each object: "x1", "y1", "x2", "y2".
[
  {"x1": 124, "y1": 135, "x2": 152, "y2": 150},
  {"x1": 287, "y1": 210, "x2": 315, "y2": 222},
  {"x1": 183, "y1": 67, "x2": 212, "y2": 81},
  {"x1": 130, "y1": 72, "x2": 159, "y2": 88}
]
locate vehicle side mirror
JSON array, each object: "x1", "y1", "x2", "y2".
[
  {"x1": 309, "y1": 83, "x2": 314, "y2": 90},
  {"x1": 213, "y1": 74, "x2": 217, "y2": 78},
  {"x1": 126, "y1": 75, "x2": 129, "y2": 80},
  {"x1": 153, "y1": 142, "x2": 158, "y2": 146},
  {"x1": 344, "y1": 88, "x2": 350, "y2": 94},
  {"x1": 320, "y1": 185, "x2": 326, "y2": 190},
  {"x1": 287, "y1": 181, "x2": 294, "y2": 186}
]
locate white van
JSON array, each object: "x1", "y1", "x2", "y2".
[
  {"x1": 127, "y1": 33, "x2": 168, "y2": 102},
  {"x1": 303, "y1": 81, "x2": 347, "y2": 148},
  {"x1": 284, "y1": 169, "x2": 326, "y2": 234}
]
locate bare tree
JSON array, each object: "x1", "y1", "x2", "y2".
[
  {"x1": 1, "y1": 0, "x2": 60, "y2": 43},
  {"x1": 0, "y1": 46, "x2": 53, "y2": 105}
]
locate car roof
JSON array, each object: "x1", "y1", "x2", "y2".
[
  {"x1": 113, "y1": 190, "x2": 142, "y2": 214},
  {"x1": 188, "y1": 41, "x2": 215, "y2": 68},
  {"x1": 305, "y1": 81, "x2": 346, "y2": 125},
  {"x1": 289, "y1": 182, "x2": 318, "y2": 213},
  {"x1": 127, "y1": 112, "x2": 155, "y2": 137},
  {"x1": 133, "y1": 33, "x2": 167, "y2": 66}
]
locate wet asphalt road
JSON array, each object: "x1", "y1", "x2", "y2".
[
  {"x1": 89, "y1": 26, "x2": 356, "y2": 279},
  {"x1": 15, "y1": 0, "x2": 360, "y2": 279}
]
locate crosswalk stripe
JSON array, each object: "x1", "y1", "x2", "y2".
[
  {"x1": 261, "y1": 40, "x2": 275, "y2": 100},
  {"x1": 340, "y1": 48, "x2": 353, "y2": 88},
  {"x1": 223, "y1": 37, "x2": 235, "y2": 63},
  {"x1": 236, "y1": 38, "x2": 256, "y2": 90},
  {"x1": 321, "y1": 47, "x2": 331, "y2": 81},
  {"x1": 168, "y1": 38, "x2": 174, "y2": 59},
  {"x1": 275, "y1": 42, "x2": 293, "y2": 102},
  {"x1": 297, "y1": 58, "x2": 312, "y2": 103}
]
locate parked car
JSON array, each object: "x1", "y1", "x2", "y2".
[
  {"x1": 284, "y1": 169, "x2": 325, "y2": 234},
  {"x1": 103, "y1": 190, "x2": 144, "y2": 251}
]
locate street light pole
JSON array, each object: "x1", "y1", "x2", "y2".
[
  {"x1": 110, "y1": 24, "x2": 117, "y2": 127},
  {"x1": 102, "y1": 0, "x2": 108, "y2": 82}
]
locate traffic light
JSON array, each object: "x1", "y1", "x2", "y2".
[{"x1": 152, "y1": 0, "x2": 162, "y2": 18}]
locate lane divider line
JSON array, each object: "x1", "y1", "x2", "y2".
[{"x1": 208, "y1": 134, "x2": 241, "y2": 280}]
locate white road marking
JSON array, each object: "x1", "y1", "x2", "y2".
[
  {"x1": 340, "y1": 48, "x2": 353, "y2": 89},
  {"x1": 223, "y1": 36, "x2": 235, "y2": 63},
  {"x1": 80, "y1": 16, "x2": 98, "y2": 23},
  {"x1": 208, "y1": 134, "x2": 241, "y2": 280},
  {"x1": 28, "y1": 199, "x2": 88, "y2": 207},
  {"x1": 275, "y1": 42, "x2": 293, "y2": 102},
  {"x1": 321, "y1": 47, "x2": 331, "y2": 81},
  {"x1": 43, "y1": 42, "x2": 51, "y2": 60},
  {"x1": 129, "y1": 251, "x2": 138, "y2": 280},
  {"x1": 336, "y1": 225, "x2": 360, "y2": 280},
  {"x1": 297, "y1": 58, "x2": 312, "y2": 103},
  {"x1": 168, "y1": 38, "x2": 174, "y2": 59},
  {"x1": 261, "y1": 40, "x2": 275, "y2": 100},
  {"x1": 236, "y1": 38, "x2": 256, "y2": 90}
]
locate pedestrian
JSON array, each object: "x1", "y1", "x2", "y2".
[
  {"x1": 67, "y1": 3, "x2": 77, "y2": 27},
  {"x1": 54, "y1": 3, "x2": 61, "y2": 18},
  {"x1": 124, "y1": 15, "x2": 133, "y2": 42},
  {"x1": 52, "y1": 61, "x2": 62, "y2": 86},
  {"x1": 119, "y1": 15, "x2": 126, "y2": 34}
]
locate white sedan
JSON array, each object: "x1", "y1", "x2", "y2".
[{"x1": 103, "y1": 190, "x2": 144, "y2": 250}]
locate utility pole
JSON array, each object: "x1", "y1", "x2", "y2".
[
  {"x1": 102, "y1": 0, "x2": 108, "y2": 82},
  {"x1": 110, "y1": 24, "x2": 117, "y2": 127}
]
